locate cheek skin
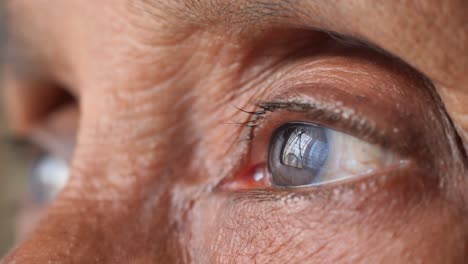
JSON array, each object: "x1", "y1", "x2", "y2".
[{"x1": 188, "y1": 172, "x2": 468, "y2": 263}]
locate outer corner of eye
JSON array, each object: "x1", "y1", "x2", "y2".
[{"x1": 267, "y1": 122, "x2": 405, "y2": 188}]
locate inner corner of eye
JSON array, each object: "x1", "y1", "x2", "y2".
[
  {"x1": 218, "y1": 163, "x2": 271, "y2": 191},
  {"x1": 267, "y1": 122, "x2": 402, "y2": 188}
]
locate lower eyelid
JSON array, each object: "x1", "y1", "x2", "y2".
[
  {"x1": 313, "y1": 160, "x2": 411, "y2": 189},
  {"x1": 268, "y1": 160, "x2": 414, "y2": 199}
]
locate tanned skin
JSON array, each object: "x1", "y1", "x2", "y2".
[{"x1": 1, "y1": 1, "x2": 468, "y2": 263}]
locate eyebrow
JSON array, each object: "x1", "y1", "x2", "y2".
[
  {"x1": 138, "y1": 0, "x2": 399, "y2": 61},
  {"x1": 141, "y1": 0, "x2": 317, "y2": 28}
]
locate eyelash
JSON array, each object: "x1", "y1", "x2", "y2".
[{"x1": 236, "y1": 99, "x2": 382, "y2": 149}]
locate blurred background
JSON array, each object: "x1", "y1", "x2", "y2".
[
  {"x1": 0, "y1": 111, "x2": 28, "y2": 257},
  {"x1": 0, "y1": 2, "x2": 73, "y2": 256},
  {"x1": 0, "y1": 3, "x2": 74, "y2": 257},
  {"x1": 0, "y1": 2, "x2": 29, "y2": 256}
]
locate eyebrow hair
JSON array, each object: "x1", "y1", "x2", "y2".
[
  {"x1": 138, "y1": 0, "x2": 310, "y2": 26},
  {"x1": 138, "y1": 0, "x2": 400, "y2": 61}
]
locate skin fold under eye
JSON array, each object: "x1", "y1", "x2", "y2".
[{"x1": 269, "y1": 122, "x2": 405, "y2": 188}]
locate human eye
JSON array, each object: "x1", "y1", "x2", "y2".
[
  {"x1": 28, "y1": 152, "x2": 70, "y2": 204},
  {"x1": 268, "y1": 122, "x2": 403, "y2": 188},
  {"x1": 220, "y1": 99, "x2": 413, "y2": 192},
  {"x1": 5, "y1": 101, "x2": 77, "y2": 239},
  {"x1": 219, "y1": 73, "x2": 455, "y2": 193},
  {"x1": 208, "y1": 48, "x2": 465, "y2": 263}
]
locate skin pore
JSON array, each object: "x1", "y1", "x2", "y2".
[{"x1": 1, "y1": 0, "x2": 468, "y2": 263}]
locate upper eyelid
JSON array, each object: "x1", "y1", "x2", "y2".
[{"x1": 243, "y1": 98, "x2": 381, "y2": 148}]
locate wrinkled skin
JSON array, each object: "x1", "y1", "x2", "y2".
[{"x1": 1, "y1": 0, "x2": 468, "y2": 263}]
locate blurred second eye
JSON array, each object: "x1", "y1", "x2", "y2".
[
  {"x1": 268, "y1": 123, "x2": 402, "y2": 188},
  {"x1": 29, "y1": 154, "x2": 70, "y2": 203}
]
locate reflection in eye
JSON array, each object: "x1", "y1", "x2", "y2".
[
  {"x1": 29, "y1": 154, "x2": 70, "y2": 203},
  {"x1": 269, "y1": 123, "x2": 401, "y2": 187}
]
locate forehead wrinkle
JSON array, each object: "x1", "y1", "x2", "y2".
[
  {"x1": 134, "y1": 0, "x2": 391, "y2": 57},
  {"x1": 131, "y1": 1, "x2": 467, "y2": 92}
]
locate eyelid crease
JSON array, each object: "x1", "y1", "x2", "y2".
[{"x1": 240, "y1": 98, "x2": 385, "y2": 149}]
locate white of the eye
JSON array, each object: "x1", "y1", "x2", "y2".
[
  {"x1": 320, "y1": 130, "x2": 398, "y2": 181},
  {"x1": 36, "y1": 155, "x2": 70, "y2": 198}
]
